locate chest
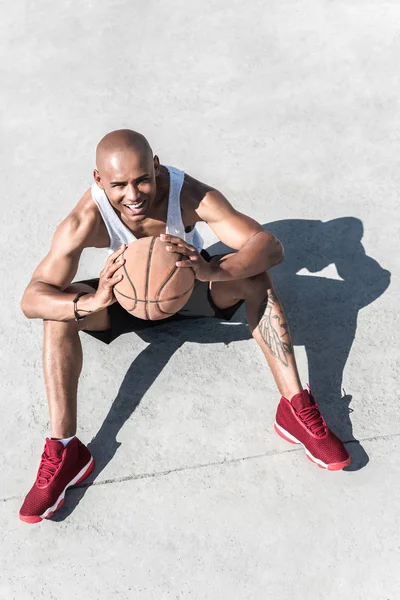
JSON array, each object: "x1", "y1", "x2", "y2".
[{"x1": 96, "y1": 186, "x2": 196, "y2": 245}]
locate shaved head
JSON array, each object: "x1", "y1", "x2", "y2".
[
  {"x1": 93, "y1": 129, "x2": 162, "y2": 223},
  {"x1": 96, "y1": 129, "x2": 153, "y2": 173}
]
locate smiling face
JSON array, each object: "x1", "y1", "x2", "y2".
[{"x1": 93, "y1": 130, "x2": 160, "y2": 222}]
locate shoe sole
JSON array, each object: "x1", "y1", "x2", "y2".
[
  {"x1": 274, "y1": 422, "x2": 351, "y2": 471},
  {"x1": 19, "y1": 456, "x2": 95, "y2": 524}
]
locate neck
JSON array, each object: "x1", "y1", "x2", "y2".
[{"x1": 153, "y1": 165, "x2": 170, "y2": 207}]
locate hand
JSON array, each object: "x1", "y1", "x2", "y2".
[
  {"x1": 160, "y1": 234, "x2": 216, "y2": 282},
  {"x1": 93, "y1": 244, "x2": 126, "y2": 310}
]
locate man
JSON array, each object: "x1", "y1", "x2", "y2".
[{"x1": 19, "y1": 129, "x2": 350, "y2": 523}]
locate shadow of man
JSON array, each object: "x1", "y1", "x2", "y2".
[
  {"x1": 52, "y1": 317, "x2": 251, "y2": 521},
  {"x1": 208, "y1": 217, "x2": 390, "y2": 472},
  {"x1": 52, "y1": 216, "x2": 390, "y2": 520}
]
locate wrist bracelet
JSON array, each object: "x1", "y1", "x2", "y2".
[{"x1": 73, "y1": 291, "x2": 90, "y2": 322}]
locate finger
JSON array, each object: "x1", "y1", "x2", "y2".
[
  {"x1": 105, "y1": 265, "x2": 124, "y2": 281},
  {"x1": 166, "y1": 244, "x2": 196, "y2": 257},
  {"x1": 106, "y1": 272, "x2": 124, "y2": 287},
  {"x1": 160, "y1": 234, "x2": 192, "y2": 249},
  {"x1": 107, "y1": 244, "x2": 127, "y2": 265},
  {"x1": 106, "y1": 257, "x2": 125, "y2": 276},
  {"x1": 164, "y1": 243, "x2": 180, "y2": 252},
  {"x1": 176, "y1": 259, "x2": 197, "y2": 268},
  {"x1": 110, "y1": 243, "x2": 126, "y2": 260}
]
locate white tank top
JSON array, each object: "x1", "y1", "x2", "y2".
[{"x1": 91, "y1": 165, "x2": 204, "y2": 255}]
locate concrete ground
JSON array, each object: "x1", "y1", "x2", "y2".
[{"x1": 1, "y1": 1, "x2": 399, "y2": 598}]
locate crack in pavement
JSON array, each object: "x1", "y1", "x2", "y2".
[{"x1": 2, "y1": 431, "x2": 399, "y2": 503}]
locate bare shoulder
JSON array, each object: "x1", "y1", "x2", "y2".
[
  {"x1": 66, "y1": 188, "x2": 109, "y2": 249},
  {"x1": 178, "y1": 168, "x2": 264, "y2": 249},
  {"x1": 181, "y1": 172, "x2": 220, "y2": 225},
  {"x1": 26, "y1": 189, "x2": 107, "y2": 290},
  {"x1": 182, "y1": 172, "x2": 236, "y2": 224}
]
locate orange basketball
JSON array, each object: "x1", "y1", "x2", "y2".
[{"x1": 114, "y1": 237, "x2": 195, "y2": 320}]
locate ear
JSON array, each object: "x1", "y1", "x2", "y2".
[
  {"x1": 93, "y1": 169, "x2": 104, "y2": 189},
  {"x1": 153, "y1": 155, "x2": 160, "y2": 176}
]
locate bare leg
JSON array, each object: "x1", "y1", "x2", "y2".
[
  {"x1": 210, "y1": 271, "x2": 303, "y2": 400},
  {"x1": 42, "y1": 284, "x2": 110, "y2": 439},
  {"x1": 43, "y1": 320, "x2": 83, "y2": 438},
  {"x1": 246, "y1": 279, "x2": 303, "y2": 399}
]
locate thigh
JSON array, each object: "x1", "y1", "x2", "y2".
[
  {"x1": 210, "y1": 270, "x2": 274, "y2": 310},
  {"x1": 178, "y1": 251, "x2": 244, "y2": 321},
  {"x1": 72, "y1": 278, "x2": 180, "y2": 344},
  {"x1": 208, "y1": 253, "x2": 244, "y2": 309},
  {"x1": 209, "y1": 278, "x2": 245, "y2": 310}
]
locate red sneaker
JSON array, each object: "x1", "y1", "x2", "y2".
[
  {"x1": 19, "y1": 437, "x2": 95, "y2": 523},
  {"x1": 274, "y1": 388, "x2": 350, "y2": 470}
]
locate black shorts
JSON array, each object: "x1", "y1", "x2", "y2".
[{"x1": 75, "y1": 250, "x2": 244, "y2": 345}]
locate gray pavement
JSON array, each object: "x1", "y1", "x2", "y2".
[{"x1": 1, "y1": 1, "x2": 399, "y2": 599}]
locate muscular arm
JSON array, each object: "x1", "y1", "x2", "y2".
[
  {"x1": 21, "y1": 208, "x2": 100, "y2": 321},
  {"x1": 196, "y1": 190, "x2": 284, "y2": 281}
]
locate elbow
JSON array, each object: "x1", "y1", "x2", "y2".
[
  {"x1": 20, "y1": 296, "x2": 30, "y2": 319},
  {"x1": 267, "y1": 236, "x2": 285, "y2": 267},
  {"x1": 20, "y1": 290, "x2": 34, "y2": 319},
  {"x1": 274, "y1": 239, "x2": 285, "y2": 265}
]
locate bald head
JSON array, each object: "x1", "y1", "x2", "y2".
[
  {"x1": 93, "y1": 129, "x2": 160, "y2": 220},
  {"x1": 96, "y1": 129, "x2": 153, "y2": 174}
]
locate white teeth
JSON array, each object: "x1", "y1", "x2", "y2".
[{"x1": 125, "y1": 202, "x2": 144, "y2": 210}]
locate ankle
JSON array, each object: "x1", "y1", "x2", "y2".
[
  {"x1": 282, "y1": 387, "x2": 304, "y2": 402},
  {"x1": 50, "y1": 435, "x2": 76, "y2": 447}
]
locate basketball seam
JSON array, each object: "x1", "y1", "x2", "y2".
[
  {"x1": 155, "y1": 256, "x2": 185, "y2": 317},
  {"x1": 156, "y1": 264, "x2": 179, "y2": 303},
  {"x1": 114, "y1": 283, "x2": 196, "y2": 305},
  {"x1": 115, "y1": 240, "x2": 194, "y2": 319},
  {"x1": 114, "y1": 262, "x2": 138, "y2": 311},
  {"x1": 144, "y1": 237, "x2": 157, "y2": 320},
  {"x1": 156, "y1": 282, "x2": 195, "y2": 315}
]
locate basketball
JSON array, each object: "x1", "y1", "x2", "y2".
[{"x1": 113, "y1": 237, "x2": 195, "y2": 320}]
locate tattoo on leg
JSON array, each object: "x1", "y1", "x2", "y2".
[{"x1": 257, "y1": 292, "x2": 293, "y2": 367}]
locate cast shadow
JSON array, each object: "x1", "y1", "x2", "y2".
[
  {"x1": 208, "y1": 217, "x2": 390, "y2": 471},
  {"x1": 51, "y1": 317, "x2": 250, "y2": 521},
  {"x1": 52, "y1": 216, "x2": 390, "y2": 520}
]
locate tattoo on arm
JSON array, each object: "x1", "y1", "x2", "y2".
[{"x1": 257, "y1": 292, "x2": 293, "y2": 367}]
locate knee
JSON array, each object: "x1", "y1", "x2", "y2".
[
  {"x1": 42, "y1": 283, "x2": 97, "y2": 331},
  {"x1": 240, "y1": 271, "x2": 273, "y2": 300},
  {"x1": 43, "y1": 318, "x2": 78, "y2": 333},
  {"x1": 42, "y1": 288, "x2": 86, "y2": 332}
]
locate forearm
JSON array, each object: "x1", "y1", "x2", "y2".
[
  {"x1": 209, "y1": 231, "x2": 284, "y2": 282},
  {"x1": 20, "y1": 282, "x2": 99, "y2": 321}
]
